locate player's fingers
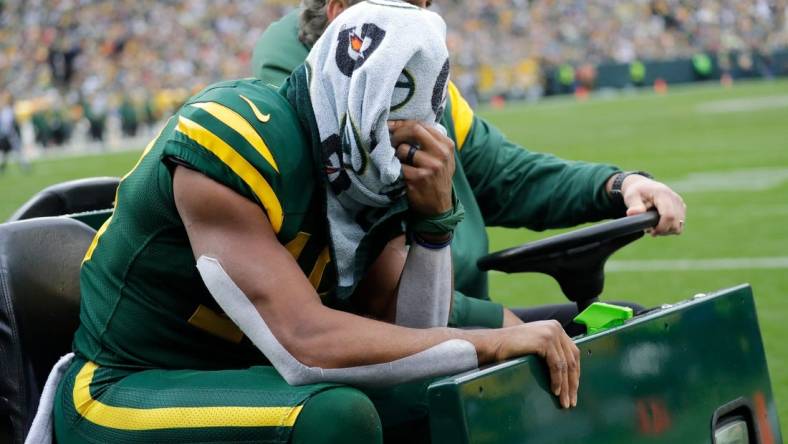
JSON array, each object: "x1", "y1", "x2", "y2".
[
  {"x1": 546, "y1": 342, "x2": 569, "y2": 408},
  {"x1": 395, "y1": 143, "x2": 423, "y2": 167},
  {"x1": 422, "y1": 123, "x2": 455, "y2": 148},
  {"x1": 560, "y1": 336, "x2": 580, "y2": 408},
  {"x1": 555, "y1": 336, "x2": 572, "y2": 409},
  {"x1": 389, "y1": 121, "x2": 436, "y2": 152}
]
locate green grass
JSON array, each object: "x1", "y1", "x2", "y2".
[{"x1": 1, "y1": 79, "x2": 787, "y2": 428}]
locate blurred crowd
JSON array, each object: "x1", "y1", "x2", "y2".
[
  {"x1": 0, "y1": 0, "x2": 289, "y2": 151},
  {"x1": 0, "y1": 0, "x2": 787, "y2": 152},
  {"x1": 437, "y1": 0, "x2": 788, "y2": 102}
]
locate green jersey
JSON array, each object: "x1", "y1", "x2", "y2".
[
  {"x1": 74, "y1": 79, "x2": 335, "y2": 370},
  {"x1": 253, "y1": 11, "x2": 624, "y2": 327}
]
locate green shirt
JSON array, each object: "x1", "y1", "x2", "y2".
[
  {"x1": 253, "y1": 11, "x2": 623, "y2": 327},
  {"x1": 75, "y1": 79, "x2": 336, "y2": 369}
]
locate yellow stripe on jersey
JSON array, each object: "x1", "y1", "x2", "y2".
[
  {"x1": 189, "y1": 101, "x2": 279, "y2": 173},
  {"x1": 447, "y1": 81, "x2": 474, "y2": 151},
  {"x1": 82, "y1": 216, "x2": 113, "y2": 264},
  {"x1": 122, "y1": 119, "x2": 170, "y2": 182},
  {"x1": 187, "y1": 304, "x2": 244, "y2": 343},
  {"x1": 84, "y1": 120, "x2": 170, "y2": 264},
  {"x1": 308, "y1": 247, "x2": 331, "y2": 289},
  {"x1": 73, "y1": 361, "x2": 303, "y2": 430},
  {"x1": 176, "y1": 116, "x2": 284, "y2": 233},
  {"x1": 116, "y1": 118, "x2": 170, "y2": 205}
]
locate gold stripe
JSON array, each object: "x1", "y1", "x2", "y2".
[
  {"x1": 308, "y1": 247, "x2": 331, "y2": 289},
  {"x1": 82, "y1": 216, "x2": 113, "y2": 264},
  {"x1": 284, "y1": 232, "x2": 311, "y2": 260},
  {"x1": 239, "y1": 94, "x2": 271, "y2": 123},
  {"x1": 121, "y1": 123, "x2": 164, "y2": 182},
  {"x1": 73, "y1": 362, "x2": 302, "y2": 430},
  {"x1": 188, "y1": 305, "x2": 244, "y2": 343},
  {"x1": 447, "y1": 81, "x2": 474, "y2": 151},
  {"x1": 176, "y1": 115, "x2": 284, "y2": 233},
  {"x1": 190, "y1": 102, "x2": 279, "y2": 173}
]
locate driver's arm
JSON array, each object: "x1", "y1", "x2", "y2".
[
  {"x1": 173, "y1": 165, "x2": 579, "y2": 407},
  {"x1": 451, "y1": 87, "x2": 685, "y2": 235}
]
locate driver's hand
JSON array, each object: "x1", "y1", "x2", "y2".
[
  {"x1": 620, "y1": 175, "x2": 686, "y2": 236},
  {"x1": 389, "y1": 120, "x2": 455, "y2": 217},
  {"x1": 493, "y1": 321, "x2": 580, "y2": 409}
]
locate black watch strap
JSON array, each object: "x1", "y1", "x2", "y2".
[{"x1": 610, "y1": 171, "x2": 653, "y2": 202}]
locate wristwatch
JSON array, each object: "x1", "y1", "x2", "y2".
[{"x1": 610, "y1": 171, "x2": 653, "y2": 203}]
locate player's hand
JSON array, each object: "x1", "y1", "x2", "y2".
[
  {"x1": 492, "y1": 320, "x2": 580, "y2": 409},
  {"x1": 621, "y1": 175, "x2": 686, "y2": 236},
  {"x1": 389, "y1": 120, "x2": 455, "y2": 217}
]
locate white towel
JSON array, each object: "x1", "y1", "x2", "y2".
[
  {"x1": 305, "y1": 0, "x2": 450, "y2": 290},
  {"x1": 24, "y1": 353, "x2": 75, "y2": 444}
]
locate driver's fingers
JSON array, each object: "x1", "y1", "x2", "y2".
[
  {"x1": 652, "y1": 192, "x2": 685, "y2": 235},
  {"x1": 624, "y1": 187, "x2": 652, "y2": 216}
]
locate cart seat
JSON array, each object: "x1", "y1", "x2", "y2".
[
  {"x1": 0, "y1": 217, "x2": 94, "y2": 443},
  {"x1": 7, "y1": 177, "x2": 119, "y2": 222}
]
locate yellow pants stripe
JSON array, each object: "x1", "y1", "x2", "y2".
[{"x1": 73, "y1": 362, "x2": 302, "y2": 430}]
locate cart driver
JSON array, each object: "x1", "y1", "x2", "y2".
[{"x1": 49, "y1": 3, "x2": 586, "y2": 443}]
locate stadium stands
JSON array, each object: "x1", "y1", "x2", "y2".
[{"x1": 0, "y1": 0, "x2": 786, "y2": 149}]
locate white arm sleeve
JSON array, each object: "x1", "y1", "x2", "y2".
[
  {"x1": 196, "y1": 256, "x2": 477, "y2": 387},
  {"x1": 395, "y1": 243, "x2": 452, "y2": 328}
]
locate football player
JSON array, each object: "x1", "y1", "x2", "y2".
[{"x1": 52, "y1": 3, "x2": 584, "y2": 443}]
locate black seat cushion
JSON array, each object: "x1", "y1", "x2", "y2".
[
  {"x1": 0, "y1": 217, "x2": 95, "y2": 443},
  {"x1": 7, "y1": 177, "x2": 119, "y2": 222}
]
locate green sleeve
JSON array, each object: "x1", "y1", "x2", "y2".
[
  {"x1": 459, "y1": 116, "x2": 625, "y2": 231},
  {"x1": 449, "y1": 290, "x2": 504, "y2": 328},
  {"x1": 252, "y1": 10, "x2": 310, "y2": 87}
]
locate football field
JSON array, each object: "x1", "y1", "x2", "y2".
[{"x1": 1, "y1": 79, "x2": 787, "y2": 428}]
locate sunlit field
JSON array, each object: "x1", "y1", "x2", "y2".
[{"x1": 1, "y1": 79, "x2": 787, "y2": 427}]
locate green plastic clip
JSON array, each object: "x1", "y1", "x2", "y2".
[{"x1": 574, "y1": 302, "x2": 634, "y2": 334}]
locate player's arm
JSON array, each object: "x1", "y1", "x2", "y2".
[
  {"x1": 353, "y1": 119, "x2": 459, "y2": 327},
  {"x1": 174, "y1": 166, "x2": 579, "y2": 407},
  {"x1": 174, "y1": 165, "x2": 465, "y2": 367}
]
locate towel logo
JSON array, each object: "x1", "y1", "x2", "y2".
[
  {"x1": 336, "y1": 24, "x2": 386, "y2": 77},
  {"x1": 390, "y1": 70, "x2": 415, "y2": 112}
]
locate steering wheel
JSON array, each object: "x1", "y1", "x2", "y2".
[{"x1": 477, "y1": 210, "x2": 660, "y2": 311}]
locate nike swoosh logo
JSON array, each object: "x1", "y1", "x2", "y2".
[{"x1": 239, "y1": 94, "x2": 270, "y2": 123}]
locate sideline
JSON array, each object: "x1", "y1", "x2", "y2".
[
  {"x1": 606, "y1": 257, "x2": 788, "y2": 272},
  {"x1": 695, "y1": 94, "x2": 788, "y2": 113},
  {"x1": 668, "y1": 167, "x2": 788, "y2": 193}
]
